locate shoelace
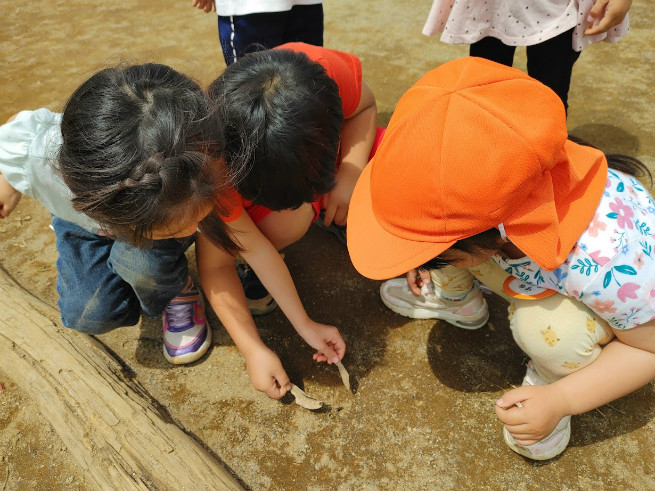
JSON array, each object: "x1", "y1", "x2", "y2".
[
  {"x1": 165, "y1": 298, "x2": 194, "y2": 329},
  {"x1": 240, "y1": 262, "x2": 253, "y2": 276}
]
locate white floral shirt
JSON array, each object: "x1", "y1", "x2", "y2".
[{"x1": 493, "y1": 169, "x2": 655, "y2": 330}]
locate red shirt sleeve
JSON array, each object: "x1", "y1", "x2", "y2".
[{"x1": 275, "y1": 42, "x2": 363, "y2": 118}]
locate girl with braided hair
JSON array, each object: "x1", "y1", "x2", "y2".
[
  {"x1": 0, "y1": 63, "x2": 233, "y2": 365},
  {"x1": 0, "y1": 62, "x2": 347, "y2": 392}
]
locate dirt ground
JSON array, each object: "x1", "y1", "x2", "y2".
[{"x1": 1, "y1": 1, "x2": 654, "y2": 489}]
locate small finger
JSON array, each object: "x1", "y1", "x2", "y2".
[
  {"x1": 334, "y1": 207, "x2": 348, "y2": 226},
  {"x1": 275, "y1": 369, "x2": 291, "y2": 391},
  {"x1": 417, "y1": 267, "x2": 431, "y2": 283},
  {"x1": 406, "y1": 269, "x2": 422, "y2": 296},
  {"x1": 323, "y1": 206, "x2": 336, "y2": 227},
  {"x1": 322, "y1": 346, "x2": 339, "y2": 364},
  {"x1": 585, "y1": 17, "x2": 612, "y2": 35},
  {"x1": 588, "y1": 0, "x2": 609, "y2": 18}
]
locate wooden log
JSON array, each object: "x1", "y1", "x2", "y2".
[{"x1": 0, "y1": 266, "x2": 243, "y2": 490}]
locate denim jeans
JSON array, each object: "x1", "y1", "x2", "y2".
[{"x1": 52, "y1": 216, "x2": 194, "y2": 334}]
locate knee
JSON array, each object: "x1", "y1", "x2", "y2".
[
  {"x1": 59, "y1": 293, "x2": 141, "y2": 335},
  {"x1": 267, "y1": 220, "x2": 310, "y2": 250},
  {"x1": 509, "y1": 297, "x2": 613, "y2": 379},
  {"x1": 258, "y1": 205, "x2": 314, "y2": 250}
]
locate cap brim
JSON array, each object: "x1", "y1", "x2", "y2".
[
  {"x1": 504, "y1": 141, "x2": 608, "y2": 271},
  {"x1": 347, "y1": 164, "x2": 454, "y2": 280}
]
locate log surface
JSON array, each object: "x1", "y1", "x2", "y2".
[{"x1": 0, "y1": 266, "x2": 243, "y2": 491}]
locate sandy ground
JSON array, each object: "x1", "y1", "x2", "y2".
[{"x1": 1, "y1": 0, "x2": 654, "y2": 489}]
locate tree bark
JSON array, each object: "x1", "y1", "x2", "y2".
[{"x1": 0, "y1": 265, "x2": 243, "y2": 491}]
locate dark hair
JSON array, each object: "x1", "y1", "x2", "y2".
[
  {"x1": 207, "y1": 48, "x2": 343, "y2": 210},
  {"x1": 58, "y1": 63, "x2": 238, "y2": 253},
  {"x1": 422, "y1": 136, "x2": 653, "y2": 270}
]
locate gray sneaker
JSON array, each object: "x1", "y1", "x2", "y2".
[{"x1": 380, "y1": 278, "x2": 489, "y2": 329}]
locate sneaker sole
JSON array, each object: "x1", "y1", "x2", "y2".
[
  {"x1": 380, "y1": 287, "x2": 489, "y2": 329},
  {"x1": 163, "y1": 322, "x2": 212, "y2": 365}
]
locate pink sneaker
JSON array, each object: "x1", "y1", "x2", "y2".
[
  {"x1": 503, "y1": 362, "x2": 571, "y2": 460},
  {"x1": 162, "y1": 279, "x2": 212, "y2": 364}
]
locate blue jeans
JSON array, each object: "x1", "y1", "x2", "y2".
[
  {"x1": 52, "y1": 216, "x2": 194, "y2": 334},
  {"x1": 218, "y1": 4, "x2": 324, "y2": 65}
]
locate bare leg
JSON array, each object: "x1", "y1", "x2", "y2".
[{"x1": 256, "y1": 203, "x2": 315, "y2": 250}]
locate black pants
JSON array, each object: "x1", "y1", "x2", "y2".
[
  {"x1": 218, "y1": 4, "x2": 324, "y2": 66},
  {"x1": 470, "y1": 28, "x2": 581, "y2": 112}
]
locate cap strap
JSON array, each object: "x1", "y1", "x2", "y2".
[{"x1": 498, "y1": 223, "x2": 507, "y2": 241}]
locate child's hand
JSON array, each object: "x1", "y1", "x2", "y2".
[
  {"x1": 295, "y1": 319, "x2": 346, "y2": 364},
  {"x1": 584, "y1": 0, "x2": 631, "y2": 36},
  {"x1": 322, "y1": 164, "x2": 362, "y2": 227},
  {"x1": 191, "y1": 0, "x2": 215, "y2": 13},
  {"x1": 405, "y1": 268, "x2": 432, "y2": 296},
  {"x1": 244, "y1": 346, "x2": 292, "y2": 399},
  {"x1": 0, "y1": 175, "x2": 22, "y2": 218},
  {"x1": 494, "y1": 384, "x2": 569, "y2": 445}
]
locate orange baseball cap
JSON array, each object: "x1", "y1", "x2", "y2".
[{"x1": 347, "y1": 57, "x2": 608, "y2": 280}]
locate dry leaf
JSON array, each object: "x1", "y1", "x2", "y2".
[
  {"x1": 336, "y1": 361, "x2": 351, "y2": 392},
  {"x1": 290, "y1": 384, "x2": 324, "y2": 410}
]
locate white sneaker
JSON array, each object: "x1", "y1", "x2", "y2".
[
  {"x1": 503, "y1": 362, "x2": 571, "y2": 460},
  {"x1": 380, "y1": 278, "x2": 489, "y2": 329}
]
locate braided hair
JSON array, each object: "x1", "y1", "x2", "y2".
[{"x1": 58, "y1": 63, "x2": 238, "y2": 252}]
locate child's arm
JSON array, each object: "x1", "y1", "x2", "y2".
[
  {"x1": 584, "y1": 0, "x2": 632, "y2": 36},
  {"x1": 0, "y1": 114, "x2": 23, "y2": 218},
  {"x1": 322, "y1": 81, "x2": 377, "y2": 227},
  {"x1": 0, "y1": 174, "x2": 22, "y2": 218},
  {"x1": 233, "y1": 211, "x2": 345, "y2": 362},
  {"x1": 495, "y1": 320, "x2": 655, "y2": 445},
  {"x1": 197, "y1": 228, "x2": 290, "y2": 399},
  {"x1": 196, "y1": 211, "x2": 346, "y2": 398}
]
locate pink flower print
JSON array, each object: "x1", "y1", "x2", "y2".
[
  {"x1": 608, "y1": 198, "x2": 634, "y2": 230},
  {"x1": 617, "y1": 282, "x2": 640, "y2": 303},
  {"x1": 587, "y1": 213, "x2": 607, "y2": 238},
  {"x1": 628, "y1": 186, "x2": 639, "y2": 199},
  {"x1": 589, "y1": 250, "x2": 611, "y2": 266},
  {"x1": 634, "y1": 252, "x2": 645, "y2": 270},
  {"x1": 589, "y1": 299, "x2": 617, "y2": 314}
]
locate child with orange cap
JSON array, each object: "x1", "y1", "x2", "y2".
[{"x1": 346, "y1": 56, "x2": 655, "y2": 460}]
